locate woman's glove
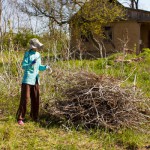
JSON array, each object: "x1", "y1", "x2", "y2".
[
  {"x1": 46, "y1": 65, "x2": 52, "y2": 74},
  {"x1": 46, "y1": 65, "x2": 50, "y2": 69},
  {"x1": 31, "y1": 59, "x2": 36, "y2": 65}
]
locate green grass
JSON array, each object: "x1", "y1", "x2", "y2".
[
  {"x1": 54, "y1": 50, "x2": 150, "y2": 97},
  {"x1": 0, "y1": 118, "x2": 149, "y2": 150},
  {"x1": 0, "y1": 49, "x2": 150, "y2": 149},
  {"x1": 0, "y1": 118, "x2": 101, "y2": 150}
]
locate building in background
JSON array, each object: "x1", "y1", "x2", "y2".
[{"x1": 69, "y1": 2, "x2": 150, "y2": 58}]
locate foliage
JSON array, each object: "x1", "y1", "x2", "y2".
[
  {"x1": 13, "y1": 28, "x2": 39, "y2": 48},
  {"x1": 71, "y1": 0, "x2": 125, "y2": 37},
  {"x1": 2, "y1": 28, "x2": 39, "y2": 50},
  {"x1": 41, "y1": 30, "x2": 69, "y2": 53}
]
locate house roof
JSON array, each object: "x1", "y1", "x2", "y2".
[{"x1": 126, "y1": 7, "x2": 150, "y2": 22}]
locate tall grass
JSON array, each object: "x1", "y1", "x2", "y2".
[
  {"x1": 0, "y1": 48, "x2": 150, "y2": 149},
  {"x1": 1, "y1": 49, "x2": 150, "y2": 116}
]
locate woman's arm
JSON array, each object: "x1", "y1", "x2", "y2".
[
  {"x1": 38, "y1": 55, "x2": 47, "y2": 71},
  {"x1": 22, "y1": 52, "x2": 33, "y2": 70}
]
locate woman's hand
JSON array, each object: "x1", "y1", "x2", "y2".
[{"x1": 46, "y1": 65, "x2": 52, "y2": 74}]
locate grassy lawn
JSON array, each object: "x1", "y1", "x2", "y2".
[
  {"x1": 0, "y1": 118, "x2": 149, "y2": 150},
  {"x1": 0, "y1": 49, "x2": 150, "y2": 149}
]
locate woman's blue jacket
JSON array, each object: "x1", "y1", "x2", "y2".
[{"x1": 21, "y1": 49, "x2": 46, "y2": 85}]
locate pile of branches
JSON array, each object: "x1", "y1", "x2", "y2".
[{"x1": 46, "y1": 70, "x2": 150, "y2": 130}]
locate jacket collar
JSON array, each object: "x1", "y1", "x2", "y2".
[{"x1": 29, "y1": 49, "x2": 36, "y2": 54}]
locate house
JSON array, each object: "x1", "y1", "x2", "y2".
[{"x1": 69, "y1": 1, "x2": 150, "y2": 58}]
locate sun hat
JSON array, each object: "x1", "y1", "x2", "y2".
[{"x1": 29, "y1": 38, "x2": 43, "y2": 49}]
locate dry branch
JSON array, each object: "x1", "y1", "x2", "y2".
[{"x1": 44, "y1": 70, "x2": 150, "y2": 130}]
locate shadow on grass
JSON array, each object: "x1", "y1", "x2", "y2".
[{"x1": 38, "y1": 113, "x2": 63, "y2": 129}]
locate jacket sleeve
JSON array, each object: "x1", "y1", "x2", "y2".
[
  {"x1": 22, "y1": 52, "x2": 33, "y2": 70},
  {"x1": 38, "y1": 55, "x2": 47, "y2": 71}
]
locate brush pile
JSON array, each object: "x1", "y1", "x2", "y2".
[{"x1": 46, "y1": 70, "x2": 149, "y2": 130}]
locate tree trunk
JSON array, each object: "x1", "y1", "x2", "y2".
[
  {"x1": 135, "y1": 0, "x2": 139, "y2": 9},
  {"x1": 130, "y1": 0, "x2": 139, "y2": 9},
  {"x1": 0, "y1": 0, "x2": 1, "y2": 33}
]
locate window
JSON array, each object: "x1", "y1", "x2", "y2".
[{"x1": 104, "y1": 26, "x2": 113, "y2": 41}]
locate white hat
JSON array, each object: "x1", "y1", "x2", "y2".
[{"x1": 29, "y1": 38, "x2": 43, "y2": 49}]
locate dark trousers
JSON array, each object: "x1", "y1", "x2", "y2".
[{"x1": 16, "y1": 82, "x2": 39, "y2": 121}]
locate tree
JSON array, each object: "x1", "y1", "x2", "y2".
[
  {"x1": 14, "y1": 0, "x2": 86, "y2": 26},
  {"x1": 70, "y1": 0, "x2": 125, "y2": 57},
  {"x1": 123, "y1": 0, "x2": 139, "y2": 9},
  {"x1": 14, "y1": 0, "x2": 124, "y2": 36},
  {"x1": 74, "y1": 0, "x2": 124, "y2": 33},
  {"x1": 130, "y1": 0, "x2": 139, "y2": 9}
]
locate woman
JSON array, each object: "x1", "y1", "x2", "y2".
[{"x1": 16, "y1": 38, "x2": 51, "y2": 125}]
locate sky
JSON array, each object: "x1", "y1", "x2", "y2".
[
  {"x1": 118, "y1": 0, "x2": 150, "y2": 11},
  {"x1": 2, "y1": 0, "x2": 150, "y2": 34}
]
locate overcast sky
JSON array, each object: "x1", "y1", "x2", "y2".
[{"x1": 118, "y1": 0, "x2": 150, "y2": 11}]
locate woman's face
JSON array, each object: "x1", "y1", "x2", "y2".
[
  {"x1": 32, "y1": 47, "x2": 38, "y2": 51},
  {"x1": 37, "y1": 45, "x2": 43, "y2": 51}
]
